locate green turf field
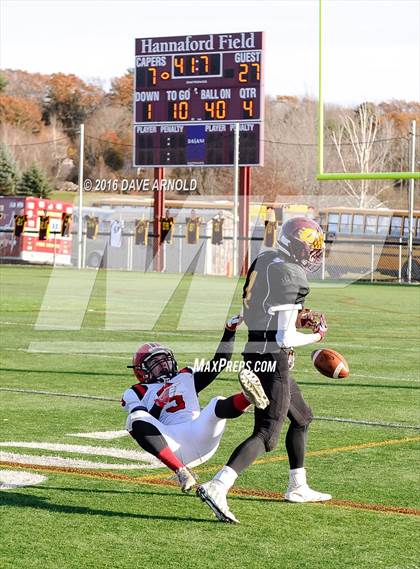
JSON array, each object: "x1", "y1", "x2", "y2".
[{"x1": 1, "y1": 266, "x2": 419, "y2": 569}]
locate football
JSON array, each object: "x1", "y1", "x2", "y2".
[{"x1": 311, "y1": 348, "x2": 350, "y2": 379}]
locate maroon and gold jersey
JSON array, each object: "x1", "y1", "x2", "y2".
[
  {"x1": 212, "y1": 217, "x2": 224, "y2": 245},
  {"x1": 264, "y1": 220, "x2": 277, "y2": 247},
  {"x1": 86, "y1": 216, "x2": 99, "y2": 240},
  {"x1": 38, "y1": 215, "x2": 50, "y2": 241},
  {"x1": 135, "y1": 219, "x2": 149, "y2": 245},
  {"x1": 61, "y1": 213, "x2": 72, "y2": 237},
  {"x1": 186, "y1": 217, "x2": 201, "y2": 244},
  {"x1": 14, "y1": 214, "x2": 27, "y2": 237},
  {"x1": 161, "y1": 216, "x2": 174, "y2": 244}
]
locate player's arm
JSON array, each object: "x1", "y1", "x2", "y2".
[
  {"x1": 148, "y1": 385, "x2": 172, "y2": 419},
  {"x1": 193, "y1": 315, "x2": 242, "y2": 394},
  {"x1": 121, "y1": 386, "x2": 166, "y2": 421},
  {"x1": 271, "y1": 305, "x2": 327, "y2": 348},
  {"x1": 265, "y1": 263, "x2": 327, "y2": 348}
]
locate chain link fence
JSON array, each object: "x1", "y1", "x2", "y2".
[
  {"x1": 1, "y1": 227, "x2": 419, "y2": 282},
  {"x1": 74, "y1": 230, "x2": 420, "y2": 282}
]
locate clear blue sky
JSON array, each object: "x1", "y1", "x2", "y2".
[{"x1": 1, "y1": 0, "x2": 419, "y2": 105}]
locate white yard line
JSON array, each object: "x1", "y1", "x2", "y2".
[
  {"x1": 298, "y1": 370, "x2": 420, "y2": 383},
  {"x1": 0, "y1": 441, "x2": 159, "y2": 463},
  {"x1": 0, "y1": 347, "x2": 129, "y2": 360},
  {"x1": 0, "y1": 321, "x2": 202, "y2": 336},
  {"x1": 0, "y1": 452, "x2": 158, "y2": 470},
  {"x1": 0, "y1": 387, "x2": 119, "y2": 401},
  {"x1": 67, "y1": 430, "x2": 128, "y2": 440},
  {"x1": 0, "y1": 470, "x2": 47, "y2": 489},
  {"x1": 318, "y1": 343, "x2": 418, "y2": 352},
  {"x1": 314, "y1": 416, "x2": 420, "y2": 430},
  {"x1": 1, "y1": 386, "x2": 419, "y2": 431}
]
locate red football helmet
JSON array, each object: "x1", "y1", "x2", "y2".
[
  {"x1": 128, "y1": 343, "x2": 177, "y2": 383},
  {"x1": 277, "y1": 217, "x2": 325, "y2": 272}
]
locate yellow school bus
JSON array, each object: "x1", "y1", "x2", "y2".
[{"x1": 318, "y1": 207, "x2": 420, "y2": 279}]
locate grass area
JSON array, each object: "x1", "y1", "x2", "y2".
[{"x1": 0, "y1": 265, "x2": 419, "y2": 569}]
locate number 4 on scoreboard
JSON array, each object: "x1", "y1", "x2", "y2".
[{"x1": 242, "y1": 100, "x2": 254, "y2": 118}]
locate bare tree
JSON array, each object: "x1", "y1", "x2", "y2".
[{"x1": 330, "y1": 103, "x2": 395, "y2": 208}]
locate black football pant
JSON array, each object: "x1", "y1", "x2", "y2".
[{"x1": 227, "y1": 351, "x2": 313, "y2": 474}]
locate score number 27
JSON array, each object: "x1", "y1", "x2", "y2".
[{"x1": 238, "y1": 62, "x2": 261, "y2": 83}]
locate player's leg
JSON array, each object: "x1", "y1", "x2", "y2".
[
  {"x1": 187, "y1": 376, "x2": 269, "y2": 472},
  {"x1": 284, "y1": 378, "x2": 331, "y2": 503},
  {"x1": 180, "y1": 397, "x2": 228, "y2": 469},
  {"x1": 127, "y1": 410, "x2": 197, "y2": 492},
  {"x1": 285, "y1": 377, "x2": 313, "y2": 469},
  {"x1": 197, "y1": 352, "x2": 290, "y2": 523},
  {"x1": 214, "y1": 369, "x2": 269, "y2": 419},
  {"x1": 214, "y1": 393, "x2": 251, "y2": 419},
  {"x1": 225, "y1": 351, "x2": 290, "y2": 471}
]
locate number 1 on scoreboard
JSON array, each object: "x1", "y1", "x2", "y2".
[{"x1": 143, "y1": 103, "x2": 153, "y2": 121}]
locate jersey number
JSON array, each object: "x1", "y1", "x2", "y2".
[
  {"x1": 166, "y1": 394, "x2": 186, "y2": 413},
  {"x1": 156, "y1": 386, "x2": 186, "y2": 414}
]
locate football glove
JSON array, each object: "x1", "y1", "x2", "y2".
[
  {"x1": 225, "y1": 314, "x2": 244, "y2": 332},
  {"x1": 154, "y1": 384, "x2": 172, "y2": 408},
  {"x1": 298, "y1": 308, "x2": 325, "y2": 330}
]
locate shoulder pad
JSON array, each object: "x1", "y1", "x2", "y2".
[
  {"x1": 131, "y1": 383, "x2": 148, "y2": 399},
  {"x1": 178, "y1": 366, "x2": 193, "y2": 374}
]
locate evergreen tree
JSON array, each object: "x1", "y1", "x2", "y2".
[
  {"x1": 0, "y1": 73, "x2": 8, "y2": 92},
  {"x1": 0, "y1": 144, "x2": 19, "y2": 195},
  {"x1": 17, "y1": 162, "x2": 51, "y2": 198}
]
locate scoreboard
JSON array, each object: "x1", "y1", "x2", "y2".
[{"x1": 133, "y1": 32, "x2": 264, "y2": 167}]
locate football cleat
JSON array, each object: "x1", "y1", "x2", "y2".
[
  {"x1": 284, "y1": 484, "x2": 332, "y2": 503},
  {"x1": 284, "y1": 468, "x2": 331, "y2": 503},
  {"x1": 239, "y1": 369, "x2": 269, "y2": 410},
  {"x1": 196, "y1": 481, "x2": 239, "y2": 524},
  {"x1": 176, "y1": 466, "x2": 198, "y2": 493}
]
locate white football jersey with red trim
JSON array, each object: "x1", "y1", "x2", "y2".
[{"x1": 121, "y1": 370, "x2": 200, "y2": 426}]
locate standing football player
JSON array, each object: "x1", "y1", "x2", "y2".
[
  {"x1": 121, "y1": 315, "x2": 269, "y2": 493},
  {"x1": 197, "y1": 217, "x2": 331, "y2": 523}
]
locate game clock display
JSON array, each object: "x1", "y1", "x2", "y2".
[
  {"x1": 133, "y1": 32, "x2": 264, "y2": 167},
  {"x1": 135, "y1": 32, "x2": 263, "y2": 123}
]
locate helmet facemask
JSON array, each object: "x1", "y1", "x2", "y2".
[
  {"x1": 305, "y1": 244, "x2": 324, "y2": 272},
  {"x1": 128, "y1": 345, "x2": 178, "y2": 383},
  {"x1": 142, "y1": 350, "x2": 177, "y2": 383},
  {"x1": 278, "y1": 218, "x2": 325, "y2": 273}
]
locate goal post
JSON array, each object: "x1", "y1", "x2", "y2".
[{"x1": 316, "y1": 0, "x2": 420, "y2": 181}]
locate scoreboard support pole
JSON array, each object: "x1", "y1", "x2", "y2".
[
  {"x1": 153, "y1": 167, "x2": 165, "y2": 272},
  {"x1": 239, "y1": 166, "x2": 251, "y2": 277}
]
